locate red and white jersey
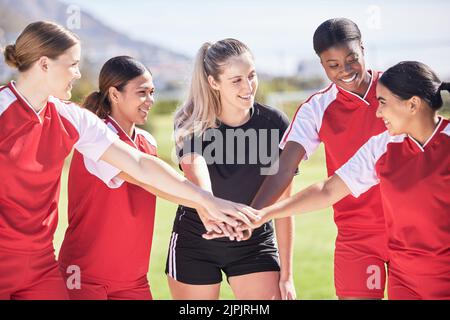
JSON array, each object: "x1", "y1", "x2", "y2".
[
  {"x1": 280, "y1": 71, "x2": 386, "y2": 229},
  {"x1": 59, "y1": 116, "x2": 158, "y2": 281},
  {"x1": 336, "y1": 117, "x2": 450, "y2": 272},
  {"x1": 0, "y1": 82, "x2": 119, "y2": 253}
]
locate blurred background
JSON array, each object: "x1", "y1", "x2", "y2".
[{"x1": 1, "y1": 0, "x2": 449, "y2": 299}]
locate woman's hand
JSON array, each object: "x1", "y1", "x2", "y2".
[
  {"x1": 202, "y1": 226, "x2": 253, "y2": 241},
  {"x1": 199, "y1": 192, "x2": 262, "y2": 229},
  {"x1": 196, "y1": 207, "x2": 244, "y2": 240},
  {"x1": 202, "y1": 207, "x2": 271, "y2": 241},
  {"x1": 279, "y1": 276, "x2": 297, "y2": 300}
]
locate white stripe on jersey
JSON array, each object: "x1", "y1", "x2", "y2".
[{"x1": 0, "y1": 87, "x2": 17, "y2": 117}]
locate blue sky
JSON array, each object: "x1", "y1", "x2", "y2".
[{"x1": 64, "y1": 0, "x2": 450, "y2": 77}]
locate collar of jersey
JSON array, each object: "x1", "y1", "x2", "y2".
[
  {"x1": 106, "y1": 115, "x2": 138, "y2": 148},
  {"x1": 335, "y1": 70, "x2": 376, "y2": 106},
  {"x1": 8, "y1": 81, "x2": 47, "y2": 124},
  {"x1": 407, "y1": 116, "x2": 445, "y2": 153}
]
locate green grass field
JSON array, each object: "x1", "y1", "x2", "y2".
[{"x1": 53, "y1": 113, "x2": 337, "y2": 300}]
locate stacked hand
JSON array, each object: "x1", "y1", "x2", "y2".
[{"x1": 196, "y1": 192, "x2": 266, "y2": 241}]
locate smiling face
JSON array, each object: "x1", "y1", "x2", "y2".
[
  {"x1": 376, "y1": 83, "x2": 414, "y2": 135},
  {"x1": 208, "y1": 52, "x2": 258, "y2": 113},
  {"x1": 319, "y1": 40, "x2": 368, "y2": 96},
  {"x1": 46, "y1": 43, "x2": 81, "y2": 100},
  {"x1": 111, "y1": 71, "x2": 155, "y2": 127}
]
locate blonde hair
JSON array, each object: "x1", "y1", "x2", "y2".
[
  {"x1": 174, "y1": 38, "x2": 251, "y2": 146},
  {"x1": 3, "y1": 21, "x2": 79, "y2": 72}
]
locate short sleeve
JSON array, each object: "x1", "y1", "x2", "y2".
[
  {"x1": 82, "y1": 156, "x2": 123, "y2": 188},
  {"x1": 72, "y1": 110, "x2": 119, "y2": 161},
  {"x1": 274, "y1": 107, "x2": 300, "y2": 176},
  {"x1": 335, "y1": 132, "x2": 392, "y2": 197},
  {"x1": 279, "y1": 101, "x2": 322, "y2": 160},
  {"x1": 279, "y1": 85, "x2": 338, "y2": 160},
  {"x1": 53, "y1": 99, "x2": 122, "y2": 187},
  {"x1": 53, "y1": 99, "x2": 119, "y2": 161}
]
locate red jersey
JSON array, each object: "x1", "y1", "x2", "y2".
[
  {"x1": 59, "y1": 116, "x2": 157, "y2": 282},
  {"x1": 0, "y1": 82, "x2": 119, "y2": 253},
  {"x1": 336, "y1": 118, "x2": 450, "y2": 298},
  {"x1": 280, "y1": 71, "x2": 386, "y2": 229}
]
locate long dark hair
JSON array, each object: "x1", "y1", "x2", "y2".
[
  {"x1": 83, "y1": 56, "x2": 149, "y2": 119},
  {"x1": 380, "y1": 61, "x2": 450, "y2": 111}
]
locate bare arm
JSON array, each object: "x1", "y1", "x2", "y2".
[
  {"x1": 179, "y1": 154, "x2": 212, "y2": 192},
  {"x1": 202, "y1": 142, "x2": 305, "y2": 240},
  {"x1": 182, "y1": 153, "x2": 250, "y2": 238},
  {"x1": 117, "y1": 171, "x2": 202, "y2": 210},
  {"x1": 100, "y1": 139, "x2": 260, "y2": 227},
  {"x1": 259, "y1": 174, "x2": 351, "y2": 224},
  {"x1": 252, "y1": 142, "x2": 306, "y2": 209},
  {"x1": 274, "y1": 182, "x2": 296, "y2": 299}
]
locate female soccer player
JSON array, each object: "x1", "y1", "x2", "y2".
[
  {"x1": 58, "y1": 56, "x2": 161, "y2": 300},
  {"x1": 166, "y1": 39, "x2": 296, "y2": 300},
  {"x1": 207, "y1": 18, "x2": 388, "y2": 300},
  {"x1": 0, "y1": 21, "x2": 257, "y2": 300},
  {"x1": 251, "y1": 61, "x2": 450, "y2": 300}
]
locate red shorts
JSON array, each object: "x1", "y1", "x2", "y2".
[
  {"x1": 388, "y1": 257, "x2": 450, "y2": 300},
  {"x1": 59, "y1": 266, "x2": 152, "y2": 300},
  {"x1": 0, "y1": 246, "x2": 69, "y2": 300},
  {"x1": 334, "y1": 228, "x2": 388, "y2": 299}
]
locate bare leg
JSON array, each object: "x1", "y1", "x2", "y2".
[
  {"x1": 229, "y1": 271, "x2": 281, "y2": 300},
  {"x1": 167, "y1": 275, "x2": 221, "y2": 300}
]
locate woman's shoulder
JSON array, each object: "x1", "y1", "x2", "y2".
[{"x1": 253, "y1": 102, "x2": 290, "y2": 129}]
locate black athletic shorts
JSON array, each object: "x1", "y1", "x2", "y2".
[{"x1": 165, "y1": 206, "x2": 280, "y2": 285}]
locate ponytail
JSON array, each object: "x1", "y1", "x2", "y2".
[
  {"x1": 3, "y1": 44, "x2": 21, "y2": 69},
  {"x1": 174, "y1": 39, "x2": 252, "y2": 146},
  {"x1": 82, "y1": 91, "x2": 111, "y2": 119},
  {"x1": 439, "y1": 82, "x2": 450, "y2": 92}
]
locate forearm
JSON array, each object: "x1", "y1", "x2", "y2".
[
  {"x1": 118, "y1": 172, "x2": 203, "y2": 209},
  {"x1": 263, "y1": 175, "x2": 351, "y2": 222},
  {"x1": 101, "y1": 142, "x2": 210, "y2": 206},
  {"x1": 274, "y1": 183, "x2": 295, "y2": 280},
  {"x1": 102, "y1": 141, "x2": 253, "y2": 227},
  {"x1": 135, "y1": 156, "x2": 210, "y2": 205},
  {"x1": 252, "y1": 170, "x2": 294, "y2": 209},
  {"x1": 252, "y1": 142, "x2": 305, "y2": 210},
  {"x1": 143, "y1": 185, "x2": 202, "y2": 209}
]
